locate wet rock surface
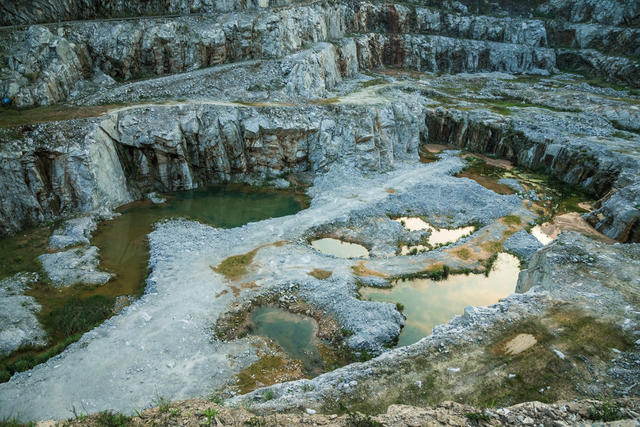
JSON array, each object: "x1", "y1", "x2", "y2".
[{"x1": 38, "y1": 246, "x2": 113, "y2": 287}]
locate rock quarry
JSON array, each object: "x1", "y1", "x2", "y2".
[{"x1": 0, "y1": 0, "x2": 639, "y2": 424}]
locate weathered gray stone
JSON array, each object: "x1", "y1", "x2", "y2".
[
  {"x1": 503, "y1": 229, "x2": 543, "y2": 262},
  {"x1": 49, "y1": 216, "x2": 97, "y2": 249},
  {"x1": 38, "y1": 246, "x2": 113, "y2": 287},
  {"x1": 0, "y1": 273, "x2": 47, "y2": 356}
]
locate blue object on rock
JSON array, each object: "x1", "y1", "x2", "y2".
[{"x1": 1, "y1": 97, "x2": 10, "y2": 105}]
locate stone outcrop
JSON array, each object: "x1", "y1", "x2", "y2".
[
  {"x1": 355, "y1": 33, "x2": 556, "y2": 74},
  {"x1": 38, "y1": 246, "x2": 113, "y2": 287},
  {"x1": 1, "y1": 4, "x2": 349, "y2": 107},
  {"x1": 0, "y1": 100, "x2": 423, "y2": 237},
  {"x1": 0, "y1": 273, "x2": 47, "y2": 356},
  {"x1": 0, "y1": 122, "x2": 131, "y2": 237},
  {"x1": 0, "y1": 0, "x2": 302, "y2": 26}
]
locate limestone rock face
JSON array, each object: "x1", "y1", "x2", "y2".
[
  {"x1": 586, "y1": 181, "x2": 640, "y2": 243},
  {"x1": 355, "y1": 33, "x2": 556, "y2": 75},
  {"x1": 0, "y1": 0, "x2": 300, "y2": 26},
  {"x1": 1, "y1": 26, "x2": 92, "y2": 108},
  {"x1": 0, "y1": 123, "x2": 132, "y2": 237},
  {"x1": 353, "y1": 2, "x2": 548, "y2": 47},
  {"x1": 537, "y1": 0, "x2": 640, "y2": 26}
]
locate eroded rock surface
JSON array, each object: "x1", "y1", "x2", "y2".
[
  {"x1": 38, "y1": 246, "x2": 113, "y2": 287},
  {"x1": 0, "y1": 0, "x2": 638, "y2": 423},
  {"x1": 0, "y1": 273, "x2": 47, "y2": 356}
]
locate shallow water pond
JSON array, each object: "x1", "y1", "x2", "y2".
[
  {"x1": 91, "y1": 184, "x2": 308, "y2": 298},
  {"x1": 395, "y1": 217, "x2": 475, "y2": 254},
  {"x1": 311, "y1": 238, "x2": 369, "y2": 258},
  {"x1": 360, "y1": 253, "x2": 520, "y2": 347},
  {"x1": 250, "y1": 306, "x2": 324, "y2": 375},
  {"x1": 0, "y1": 184, "x2": 307, "y2": 381}
]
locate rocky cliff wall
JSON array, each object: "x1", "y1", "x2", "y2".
[
  {"x1": 355, "y1": 33, "x2": 556, "y2": 74},
  {"x1": 0, "y1": 0, "x2": 303, "y2": 26},
  {"x1": 0, "y1": 101, "x2": 424, "y2": 236},
  {"x1": 1, "y1": 4, "x2": 349, "y2": 108}
]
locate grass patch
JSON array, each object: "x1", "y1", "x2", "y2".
[
  {"x1": 0, "y1": 104, "x2": 124, "y2": 129},
  {"x1": 308, "y1": 269, "x2": 332, "y2": 280},
  {"x1": 360, "y1": 78, "x2": 387, "y2": 88},
  {"x1": 47, "y1": 295, "x2": 115, "y2": 336},
  {"x1": 0, "y1": 225, "x2": 51, "y2": 280},
  {"x1": 212, "y1": 248, "x2": 259, "y2": 280},
  {"x1": 454, "y1": 247, "x2": 472, "y2": 260},
  {"x1": 503, "y1": 215, "x2": 522, "y2": 225},
  {"x1": 310, "y1": 97, "x2": 340, "y2": 105},
  {"x1": 236, "y1": 355, "x2": 304, "y2": 394},
  {"x1": 95, "y1": 410, "x2": 131, "y2": 427},
  {"x1": 352, "y1": 262, "x2": 388, "y2": 278},
  {"x1": 1, "y1": 295, "x2": 115, "y2": 380}
]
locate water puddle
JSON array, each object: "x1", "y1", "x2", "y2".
[
  {"x1": 249, "y1": 306, "x2": 323, "y2": 375},
  {"x1": 531, "y1": 225, "x2": 554, "y2": 245},
  {"x1": 359, "y1": 253, "x2": 520, "y2": 347},
  {"x1": 0, "y1": 184, "x2": 307, "y2": 381},
  {"x1": 530, "y1": 213, "x2": 614, "y2": 246},
  {"x1": 311, "y1": 238, "x2": 369, "y2": 258},
  {"x1": 92, "y1": 184, "x2": 307, "y2": 298},
  {"x1": 395, "y1": 217, "x2": 474, "y2": 254}
]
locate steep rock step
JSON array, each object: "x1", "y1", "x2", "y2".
[
  {"x1": 0, "y1": 0, "x2": 311, "y2": 26},
  {"x1": 0, "y1": 100, "x2": 423, "y2": 237},
  {"x1": 546, "y1": 21, "x2": 640, "y2": 58},
  {"x1": 0, "y1": 3, "x2": 349, "y2": 107},
  {"x1": 556, "y1": 48, "x2": 640, "y2": 88},
  {"x1": 351, "y1": 2, "x2": 548, "y2": 47},
  {"x1": 536, "y1": 0, "x2": 640, "y2": 27},
  {"x1": 424, "y1": 107, "x2": 640, "y2": 242},
  {"x1": 355, "y1": 33, "x2": 556, "y2": 74}
]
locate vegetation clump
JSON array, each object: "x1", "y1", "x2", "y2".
[
  {"x1": 308, "y1": 269, "x2": 333, "y2": 280},
  {"x1": 212, "y1": 248, "x2": 259, "y2": 280}
]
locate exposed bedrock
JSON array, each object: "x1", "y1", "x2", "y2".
[
  {"x1": 556, "y1": 49, "x2": 640, "y2": 88},
  {"x1": 536, "y1": 0, "x2": 640, "y2": 27},
  {"x1": 1, "y1": 4, "x2": 350, "y2": 107},
  {"x1": 423, "y1": 107, "x2": 640, "y2": 242},
  {"x1": 351, "y1": 2, "x2": 548, "y2": 47},
  {"x1": 355, "y1": 33, "x2": 556, "y2": 75},
  {"x1": 0, "y1": 0, "x2": 303, "y2": 26},
  {"x1": 546, "y1": 21, "x2": 640, "y2": 58},
  {"x1": 0, "y1": 101, "x2": 424, "y2": 237}
]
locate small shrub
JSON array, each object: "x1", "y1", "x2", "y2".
[
  {"x1": 345, "y1": 411, "x2": 382, "y2": 427},
  {"x1": 395, "y1": 302, "x2": 405, "y2": 312},
  {"x1": 201, "y1": 408, "x2": 218, "y2": 425},
  {"x1": 244, "y1": 417, "x2": 266, "y2": 426},
  {"x1": 466, "y1": 411, "x2": 490, "y2": 421},
  {"x1": 208, "y1": 394, "x2": 223, "y2": 404},
  {"x1": 153, "y1": 395, "x2": 171, "y2": 413},
  {"x1": 262, "y1": 390, "x2": 275, "y2": 401},
  {"x1": 588, "y1": 401, "x2": 622, "y2": 422},
  {"x1": 95, "y1": 410, "x2": 131, "y2": 427}
]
